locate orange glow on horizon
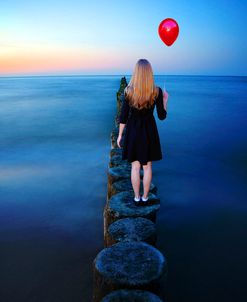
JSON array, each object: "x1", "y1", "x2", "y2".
[{"x1": 0, "y1": 44, "x2": 131, "y2": 74}]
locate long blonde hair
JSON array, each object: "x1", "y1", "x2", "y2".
[{"x1": 124, "y1": 59, "x2": 159, "y2": 109}]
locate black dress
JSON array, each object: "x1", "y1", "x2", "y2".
[{"x1": 118, "y1": 87, "x2": 167, "y2": 165}]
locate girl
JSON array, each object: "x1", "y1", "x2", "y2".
[{"x1": 117, "y1": 59, "x2": 169, "y2": 206}]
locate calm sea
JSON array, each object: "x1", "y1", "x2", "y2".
[{"x1": 0, "y1": 75, "x2": 246, "y2": 301}]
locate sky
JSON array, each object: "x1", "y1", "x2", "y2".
[{"x1": 0, "y1": 0, "x2": 246, "y2": 76}]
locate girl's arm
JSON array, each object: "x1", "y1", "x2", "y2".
[
  {"x1": 156, "y1": 87, "x2": 167, "y2": 120},
  {"x1": 117, "y1": 93, "x2": 130, "y2": 148},
  {"x1": 118, "y1": 123, "x2": 125, "y2": 137}
]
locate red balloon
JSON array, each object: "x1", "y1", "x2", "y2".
[{"x1": 158, "y1": 18, "x2": 179, "y2": 46}]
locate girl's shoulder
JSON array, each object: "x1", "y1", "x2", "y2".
[{"x1": 156, "y1": 86, "x2": 162, "y2": 93}]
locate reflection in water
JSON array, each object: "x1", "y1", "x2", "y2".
[{"x1": 0, "y1": 75, "x2": 246, "y2": 301}]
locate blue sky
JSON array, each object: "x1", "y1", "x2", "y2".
[{"x1": 0, "y1": 0, "x2": 246, "y2": 75}]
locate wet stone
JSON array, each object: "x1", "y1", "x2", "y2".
[
  {"x1": 105, "y1": 217, "x2": 157, "y2": 247},
  {"x1": 109, "y1": 147, "x2": 122, "y2": 158},
  {"x1": 92, "y1": 241, "x2": 167, "y2": 301},
  {"x1": 101, "y1": 289, "x2": 164, "y2": 302},
  {"x1": 109, "y1": 154, "x2": 131, "y2": 168},
  {"x1": 112, "y1": 178, "x2": 157, "y2": 196},
  {"x1": 104, "y1": 191, "x2": 160, "y2": 233}
]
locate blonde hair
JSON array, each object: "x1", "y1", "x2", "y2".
[{"x1": 124, "y1": 59, "x2": 159, "y2": 109}]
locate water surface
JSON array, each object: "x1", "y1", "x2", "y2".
[{"x1": 0, "y1": 75, "x2": 246, "y2": 301}]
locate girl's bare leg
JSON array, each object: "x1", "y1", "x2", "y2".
[
  {"x1": 131, "y1": 160, "x2": 141, "y2": 198},
  {"x1": 142, "y1": 161, "x2": 152, "y2": 199}
]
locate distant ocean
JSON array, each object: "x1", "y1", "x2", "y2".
[{"x1": 0, "y1": 75, "x2": 246, "y2": 302}]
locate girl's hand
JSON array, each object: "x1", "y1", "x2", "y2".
[
  {"x1": 117, "y1": 135, "x2": 122, "y2": 148},
  {"x1": 163, "y1": 91, "x2": 169, "y2": 110},
  {"x1": 163, "y1": 90, "x2": 169, "y2": 103}
]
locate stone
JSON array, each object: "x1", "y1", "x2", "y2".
[
  {"x1": 107, "y1": 166, "x2": 132, "y2": 202},
  {"x1": 104, "y1": 191, "x2": 160, "y2": 235},
  {"x1": 111, "y1": 132, "x2": 118, "y2": 149},
  {"x1": 101, "y1": 289, "x2": 164, "y2": 301},
  {"x1": 105, "y1": 217, "x2": 157, "y2": 247},
  {"x1": 107, "y1": 165, "x2": 145, "y2": 202},
  {"x1": 92, "y1": 241, "x2": 167, "y2": 301},
  {"x1": 109, "y1": 147, "x2": 122, "y2": 158},
  {"x1": 109, "y1": 155, "x2": 131, "y2": 168},
  {"x1": 116, "y1": 77, "x2": 128, "y2": 119},
  {"x1": 111, "y1": 178, "x2": 157, "y2": 198}
]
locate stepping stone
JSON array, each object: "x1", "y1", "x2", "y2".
[
  {"x1": 109, "y1": 154, "x2": 131, "y2": 168},
  {"x1": 107, "y1": 166, "x2": 132, "y2": 202},
  {"x1": 111, "y1": 128, "x2": 119, "y2": 140},
  {"x1": 111, "y1": 178, "x2": 157, "y2": 198},
  {"x1": 104, "y1": 191, "x2": 160, "y2": 234},
  {"x1": 101, "y1": 289, "x2": 164, "y2": 302},
  {"x1": 111, "y1": 135, "x2": 118, "y2": 149},
  {"x1": 107, "y1": 167, "x2": 144, "y2": 200},
  {"x1": 109, "y1": 147, "x2": 122, "y2": 158},
  {"x1": 92, "y1": 241, "x2": 167, "y2": 301},
  {"x1": 107, "y1": 166, "x2": 143, "y2": 201},
  {"x1": 115, "y1": 78, "x2": 127, "y2": 123},
  {"x1": 105, "y1": 217, "x2": 157, "y2": 247},
  {"x1": 108, "y1": 166, "x2": 131, "y2": 185}
]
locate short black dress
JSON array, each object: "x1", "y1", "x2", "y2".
[{"x1": 118, "y1": 87, "x2": 167, "y2": 165}]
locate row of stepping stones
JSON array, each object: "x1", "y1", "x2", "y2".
[{"x1": 92, "y1": 77, "x2": 167, "y2": 302}]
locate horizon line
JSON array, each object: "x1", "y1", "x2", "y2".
[{"x1": 0, "y1": 73, "x2": 246, "y2": 79}]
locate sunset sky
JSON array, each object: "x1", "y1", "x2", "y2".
[{"x1": 1, "y1": 0, "x2": 246, "y2": 76}]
